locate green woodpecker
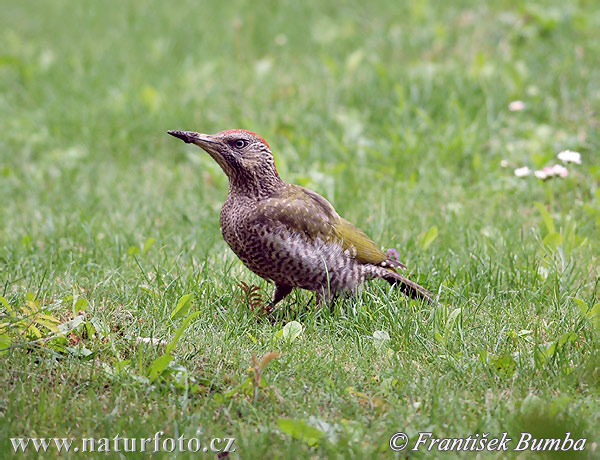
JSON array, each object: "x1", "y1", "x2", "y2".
[{"x1": 168, "y1": 129, "x2": 434, "y2": 310}]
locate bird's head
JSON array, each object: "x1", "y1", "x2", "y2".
[{"x1": 168, "y1": 129, "x2": 281, "y2": 193}]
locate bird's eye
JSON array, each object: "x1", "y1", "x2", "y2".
[{"x1": 233, "y1": 139, "x2": 247, "y2": 149}]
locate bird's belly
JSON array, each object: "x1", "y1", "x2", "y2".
[
  {"x1": 221, "y1": 224, "x2": 367, "y2": 292},
  {"x1": 221, "y1": 225, "x2": 288, "y2": 282}
]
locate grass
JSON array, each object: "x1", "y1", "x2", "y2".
[{"x1": 1, "y1": 0, "x2": 599, "y2": 458}]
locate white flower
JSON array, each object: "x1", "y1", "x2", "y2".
[
  {"x1": 534, "y1": 164, "x2": 569, "y2": 180},
  {"x1": 557, "y1": 150, "x2": 581, "y2": 164},
  {"x1": 509, "y1": 100, "x2": 525, "y2": 112},
  {"x1": 514, "y1": 166, "x2": 531, "y2": 177},
  {"x1": 500, "y1": 160, "x2": 509, "y2": 168},
  {"x1": 550, "y1": 164, "x2": 568, "y2": 178}
]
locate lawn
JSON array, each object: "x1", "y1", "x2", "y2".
[{"x1": 1, "y1": 0, "x2": 599, "y2": 458}]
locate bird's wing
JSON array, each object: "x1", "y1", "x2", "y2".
[
  {"x1": 252, "y1": 186, "x2": 337, "y2": 240},
  {"x1": 300, "y1": 188, "x2": 406, "y2": 268},
  {"x1": 331, "y1": 217, "x2": 387, "y2": 265},
  {"x1": 255, "y1": 185, "x2": 405, "y2": 269}
]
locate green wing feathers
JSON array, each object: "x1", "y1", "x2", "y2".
[
  {"x1": 333, "y1": 218, "x2": 387, "y2": 265},
  {"x1": 297, "y1": 187, "x2": 391, "y2": 266},
  {"x1": 258, "y1": 184, "x2": 406, "y2": 269}
]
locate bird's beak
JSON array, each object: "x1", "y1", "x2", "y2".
[{"x1": 167, "y1": 130, "x2": 219, "y2": 151}]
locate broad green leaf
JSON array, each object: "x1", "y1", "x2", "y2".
[
  {"x1": 420, "y1": 226, "x2": 438, "y2": 250},
  {"x1": 65, "y1": 345, "x2": 93, "y2": 358},
  {"x1": 34, "y1": 314, "x2": 61, "y2": 333},
  {"x1": 277, "y1": 418, "x2": 324, "y2": 446},
  {"x1": 447, "y1": 307, "x2": 462, "y2": 327},
  {"x1": 74, "y1": 298, "x2": 88, "y2": 315},
  {"x1": 36, "y1": 313, "x2": 60, "y2": 323},
  {"x1": 490, "y1": 354, "x2": 516, "y2": 379},
  {"x1": 259, "y1": 375, "x2": 267, "y2": 389},
  {"x1": 531, "y1": 153, "x2": 552, "y2": 169},
  {"x1": 558, "y1": 332, "x2": 576, "y2": 347},
  {"x1": 170, "y1": 294, "x2": 194, "y2": 320},
  {"x1": 534, "y1": 202, "x2": 555, "y2": 234},
  {"x1": 0, "y1": 296, "x2": 14, "y2": 318},
  {"x1": 24, "y1": 300, "x2": 39, "y2": 314},
  {"x1": 148, "y1": 353, "x2": 173, "y2": 382},
  {"x1": 542, "y1": 232, "x2": 562, "y2": 248},
  {"x1": 140, "y1": 85, "x2": 161, "y2": 112},
  {"x1": 28, "y1": 324, "x2": 42, "y2": 339},
  {"x1": 224, "y1": 377, "x2": 253, "y2": 398},
  {"x1": 590, "y1": 303, "x2": 600, "y2": 329},
  {"x1": 281, "y1": 321, "x2": 303, "y2": 342},
  {"x1": 534, "y1": 348, "x2": 548, "y2": 369},
  {"x1": 140, "y1": 285, "x2": 160, "y2": 297},
  {"x1": 57, "y1": 315, "x2": 86, "y2": 335},
  {"x1": 114, "y1": 359, "x2": 131, "y2": 373},
  {"x1": 572, "y1": 297, "x2": 589, "y2": 315},
  {"x1": 128, "y1": 245, "x2": 140, "y2": 255},
  {"x1": 89, "y1": 317, "x2": 110, "y2": 337},
  {"x1": 0, "y1": 335, "x2": 11, "y2": 355},
  {"x1": 0, "y1": 295, "x2": 10, "y2": 310},
  {"x1": 166, "y1": 310, "x2": 202, "y2": 354},
  {"x1": 143, "y1": 237, "x2": 156, "y2": 254}
]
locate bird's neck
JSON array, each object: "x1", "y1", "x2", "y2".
[{"x1": 228, "y1": 168, "x2": 285, "y2": 199}]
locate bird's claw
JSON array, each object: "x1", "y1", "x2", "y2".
[{"x1": 256, "y1": 302, "x2": 278, "y2": 324}]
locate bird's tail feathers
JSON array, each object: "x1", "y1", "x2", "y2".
[{"x1": 382, "y1": 271, "x2": 436, "y2": 304}]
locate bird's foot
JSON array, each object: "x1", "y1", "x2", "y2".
[
  {"x1": 256, "y1": 302, "x2": 279, "y2": 324},
  {"x1": 259, "y1": 302, "x2": 274, "y2": 315}
]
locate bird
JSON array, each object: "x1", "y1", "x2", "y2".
[{"x1": 168, "y1": 129, "x2": 435, "y2": 312}]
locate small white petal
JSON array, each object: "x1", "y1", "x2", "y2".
[
  {"x1": 550, "y1": 164, "x2": 569, "y2": 178},
  {"x1": 557, "y1": 150, "x2": 582, "y2": 164},
  {"x1": 514, "y1": 166, "x2": 531, "y2": 177},
  {"x1": 136, "y1": 336, "x2": 168, "y2": 346},
  {"x1": 534, "y1": 170, "x2": 548, "y2": 179},
  {"x1": 509, "y1": 100, "x2": 525, "y2": 112},
  {"x1": 500, "y1": 160, "x2": 509, "y2": 168}
]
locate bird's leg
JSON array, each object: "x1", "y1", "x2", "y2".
[
  {"x1": 273, "y1": 284, "x2": 293, "y2": 306},
  {"x1": 314, "y1": 291, "x2": 325, "y2": 306},
  {"x1": 262, "y1": 284, "x2": 293, "y2": 315},
  {"x1": 315, "y1": 288, "x2": 338, "y2": 313}
]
